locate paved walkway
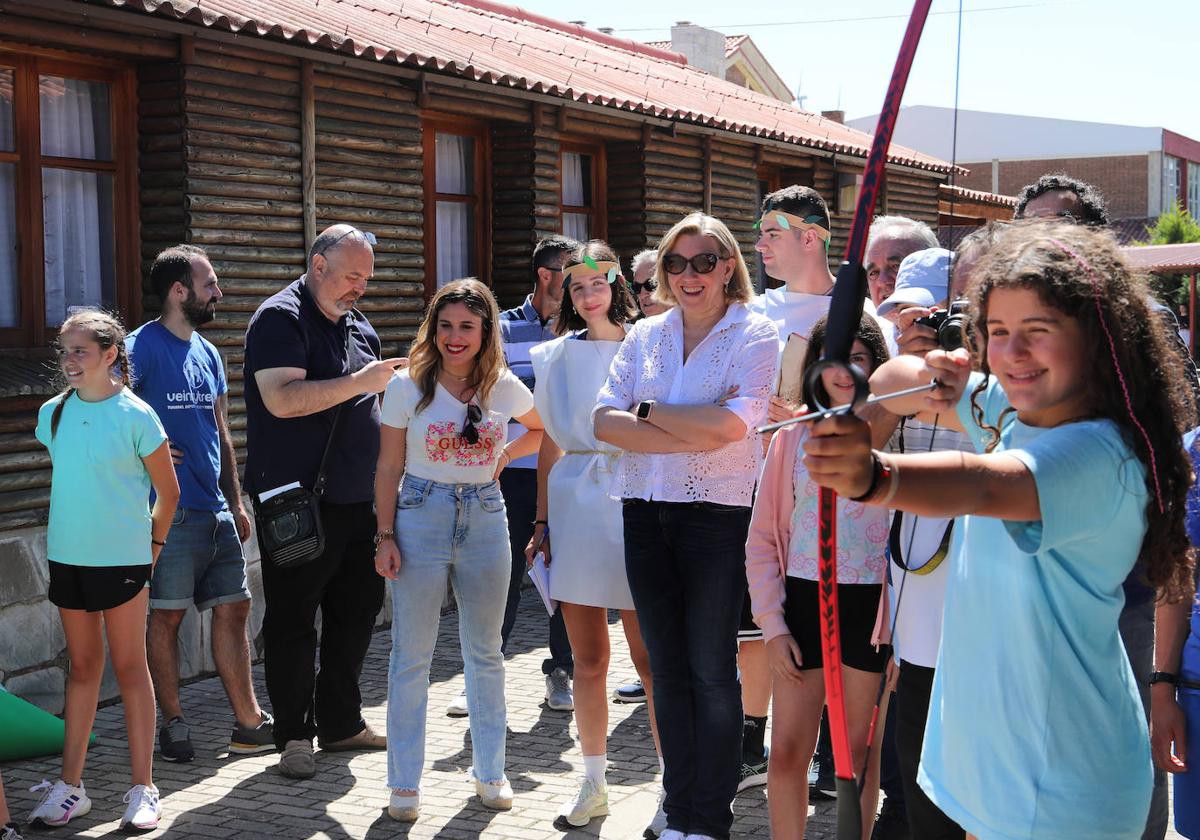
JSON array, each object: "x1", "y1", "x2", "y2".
[{"x1": 0, "y1": 589, "x2": 1183, "y2": 839}]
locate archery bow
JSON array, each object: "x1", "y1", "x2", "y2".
[{"x1": 801, "y1": 4, "x2": 933, "y2": 839}]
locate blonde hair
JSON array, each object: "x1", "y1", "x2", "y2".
[
  {"x1": 653, "y1": 213, "x2": 753, "y2": 306},
  {"x1": 408, "y1": 279, "x2": 506, "y2": 412}
]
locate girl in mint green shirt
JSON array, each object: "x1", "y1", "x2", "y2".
[
  {"x1": 801, "y1": 222, "x2": 1195, "y2": 839},
  {"x1": 27, "y1": 311, "x2": 179, "y2": 833}
]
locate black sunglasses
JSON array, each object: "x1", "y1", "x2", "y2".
[
  {"x1": 461, "y1": 403, "x2": 483, "y2": 445},
  {"x1": 662, "y1": 252, "x2": 723, "y2": 275},
  {"x1": 631, "y1": 279, "x2": 657, "y2": 294}
]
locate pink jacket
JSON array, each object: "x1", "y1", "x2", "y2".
[{"x1": 745, "y1": 425, "x2": 890, "y2": 646}]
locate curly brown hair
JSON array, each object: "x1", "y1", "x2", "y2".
[{"x1": 965, "y1": 221, "x2": 1195, "y2": 598}]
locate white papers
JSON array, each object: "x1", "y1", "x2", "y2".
[
  {"x1": 527, "y1": 552, "x2": 558, "y2": 616},
  {"x1": 258, "y1": 481, "x2": 301, "y2": 503}
]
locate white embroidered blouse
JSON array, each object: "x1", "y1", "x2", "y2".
[{"x1": 594, "y1": 302, "x2": 779, "y2": 506}]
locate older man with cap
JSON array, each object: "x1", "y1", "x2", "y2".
[{"x1": 243, "y1": 224, "x2": 407, "y2": 779}]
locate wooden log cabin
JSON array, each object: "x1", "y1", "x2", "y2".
[{"x1": 0, "y1": 0, "x2": 955, "y2": 535}]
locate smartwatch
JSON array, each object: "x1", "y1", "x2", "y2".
[
  {"x1": 1148, "y1": 671, "x2": 1179, "y2": 687},
  {"x1": 636, "y1": 400, "x2": 654, "y2": 420}
]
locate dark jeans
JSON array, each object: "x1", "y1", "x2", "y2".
[
  {"x1": 1118, "y1": 598, "x2": 1169, "y2": 840},
  {"x1": 880, "y1": 696, "x2": 905, "y2": 807},
  {"x1": 499, "y1": 468, "x2": 572, "y2": 675},
  {"x1": 895, "y1": 661, "x2": 965, "y2": 840},
  {"x1": 259, "y1": 500, "x2": 385, "y2": 748},
  {"x1": 623, "y1": 499, "x2": 749, "y2": 840}
]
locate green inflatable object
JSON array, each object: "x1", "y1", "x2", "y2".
[{"x1": 0, "y1": 686, "x2": 83, "y2": 761}]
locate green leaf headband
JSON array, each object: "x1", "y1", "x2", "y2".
[
  {"x1": 562, "y1": 259, "x2": 620, "y2": 287},
  {"x1": 753, "y1": 211, "x2": 831, "y2": 241}
]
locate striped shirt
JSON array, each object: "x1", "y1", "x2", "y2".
[{"x1": 500, "y1": 294, "x2": 556, "y2": 468}]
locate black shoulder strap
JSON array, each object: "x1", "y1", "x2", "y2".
[{"x1": 312, "y1": 313, "x2": 363, "y2": 497}]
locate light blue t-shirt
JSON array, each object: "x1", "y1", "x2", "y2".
[
  {"x1": 127, "y1": 321, "x2": 228, "y2": 511},
  {"x1": 917, "y1": 373, "x2": 1153, "y2": 840},
  {"x1": 35, "y1": 388, "x2": 168, "y2": 567}
]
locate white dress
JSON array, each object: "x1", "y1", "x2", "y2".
[{"x1": 530, "y1": 332, "x2": 634, "y2": 610}]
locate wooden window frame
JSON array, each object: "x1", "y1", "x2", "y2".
[
  {"x1": 0, "y1": 50, "x2": 139, "y2": 349},
  {"x1": 421, "y1": 115, "x2": 491, "y2": 300},
  {"x1": 559, "y1": 140, "x2": 607, "y2": 241}
]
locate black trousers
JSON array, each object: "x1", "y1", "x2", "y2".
[
  {"x1": 260, "y1": 500, "x2": 385, "y2": 748},
  {"x1": 499, "y1": 468, "x2": 572, "y2": 675},
  {"x1": 896, "y1": 661, "x2": 966, "y2": 840}
]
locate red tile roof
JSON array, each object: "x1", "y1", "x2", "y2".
[
  {"x1": 1122, "y1": 243, "x2": 1200, "y2": 274},
  {"x1": 939, "y1": 184, "x2": 1017, "y2": 207},
  {"x1": 93, "y1": 0, "x2": 955, "y2": 173}
]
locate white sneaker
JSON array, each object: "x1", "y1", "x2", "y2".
[
  {"x1": 470, "y1": 767, "x2": 513, "y2": 810},
  {"x1": 120, "y1": 784, "x2": 162, "y2": 833},
  {"x1": 658, "y1": 831, "x2": 687, "y2": 840},
  {"x1": 445, "y1": 691, "x2": 469, "y2": 717},
  {"x1": 27, "y1": 779, "x2": 91, "y2": 828},
  {"x1": 554, "y1": 776, "x2": 609, "y2": 828},
  {"x1": 387, "y1": 790, "x2": 419, "y2": 822},
  {"x1": 643, "y1": 786, "x2": 668, "y2": 838},
  {"x1": 685, "y1": 835, "x2": 718, "y2": 840}
]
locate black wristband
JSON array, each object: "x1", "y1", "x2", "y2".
[
  {"x1": 1148, "y1": 671, "x2": 1179, "y2": 687},
  {"x1": 533, "y1": 519, "x2": 548, "y2": 526},
  {"x1": 152, "y1": 539, "x2": 166, "y2": 547},
  {"x1": 849, "y1": 453, "x2": 883, "y2": 502}
]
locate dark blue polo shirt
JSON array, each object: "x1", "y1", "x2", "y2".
[{"x1": 243, "y1": 277, "x2": 382, "y2": 505}]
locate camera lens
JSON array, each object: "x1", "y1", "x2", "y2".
[{"x1": 939, "y1": 317, "x2": 965, "y2": 351}]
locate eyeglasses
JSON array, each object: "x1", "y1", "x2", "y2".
[
  {"x1": 631, "y1": 279, "x2": 658, "y2": 294},
  {"x1": 662, "y1": 253, "x2": 724, "y2": 275},
  {"x1": 461, "y1": 403, "x2": 482, "y2": 445},
  {"x1": 314, "y1": 227, "x2": 378, "y2": 257}
]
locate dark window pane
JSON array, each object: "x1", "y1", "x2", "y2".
[
  {"x1": 0, "y1": 68, "x2": 13, "y2": 153},
  {"x1": 39, "y1": 76, "x2": 112, "y2": 161},
  {"x1": 0, "y1": 164, "x2": 18, "y2": 326},
  {"x1": 42, "y1": 167, "x2": 115, "y2": 325}
]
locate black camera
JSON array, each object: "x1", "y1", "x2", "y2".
[{"x1": 915, "y1": 299, "x2": 969, "y2": 351}]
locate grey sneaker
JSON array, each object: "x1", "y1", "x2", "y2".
[
  {"x1": 277, "y1": 739, "x2": 315, "y2": 779},
  {"x1": 554, "y1": 776, "x2": 609, "y2": 828},
  {"x1": 230, "y1": 711, "x2": 275, "y2": 755},
  {"x1": 737, "y1": 748, "x2": 769, "y2": 792},
  {"x1": 545, "y1": 667, "x2": 574, "y2": 711},
  {"x1": 159, "y1": 716, "x2": 194, "y2": 763},
  {"x1": 2, "y1": 822, "x2": 25, "y2": 840}
]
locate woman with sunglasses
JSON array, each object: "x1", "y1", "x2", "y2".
[
  {"x1": 522, "y1": 241, "x2": 662, "y2": 829},
  {"x1": 373, "y1": 279, "x2": 543, "y2": 823},
  {"x1": 630, "y1": 249, "x2": 671, "y2": 320},
  {"x1": 594, "y1": 213, "x2": 779, "y2": 840}
]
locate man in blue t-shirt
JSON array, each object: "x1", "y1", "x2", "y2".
[{"x1": 128, "y1": 246, "x2": 273, "y2": 764}]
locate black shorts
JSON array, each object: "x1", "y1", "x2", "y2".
[
  {"x1": 783, "y1": 576, "x2": 888, "y2": 673},
  {"x1": 48, "y1": 561, "x2": 151, "y2": 612},
  {"x1": 738, "y1": 577, "x2": 763, "y2": 643}
]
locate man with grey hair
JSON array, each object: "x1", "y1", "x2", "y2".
[
  {"x1": 864, "y1": 216, "x2": 939, "y2": 308},
  {"x1": 243, "y1": 224, "x2": 407, "y2": 779}
]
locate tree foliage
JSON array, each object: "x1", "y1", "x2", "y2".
[{"x1": 1135, "y1": 203, "x2": 1200, "y2": 310}]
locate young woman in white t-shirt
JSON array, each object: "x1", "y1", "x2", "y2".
[{"x1": 373, "y1": 279, "x2": 544, "y2": 823}]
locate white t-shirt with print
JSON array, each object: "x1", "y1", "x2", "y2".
[{"x1": 381, "y1": 369, "x2": 534, "y2": 485}]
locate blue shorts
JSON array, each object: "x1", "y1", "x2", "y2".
[
  {"x1": 150, "y1": 507, "x2": 249, "y2": 611},
  {"x1": 1177, "y1": 685, "x2": 1200, "y2": 839}
]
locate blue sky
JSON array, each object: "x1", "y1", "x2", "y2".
[{"x1": 516, "y1": 0, "x2": 1200, "y2": 146}]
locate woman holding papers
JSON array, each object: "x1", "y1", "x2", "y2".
[
  {"x1": 524, "y1": 241, "x2": 660, "y2": 829},
  {"x1": 373, "y1": 279, "x2": 543, "y2": 823}
]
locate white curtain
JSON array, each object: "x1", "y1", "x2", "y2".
[
  {"x1": 0, "y1": 164, "x2": 17, "y2": 327},
  {"x1": 563, "y1": 212, "x2": 589, "y2": 242},
  {"x1": 436, "y1": 202, "x2": 471, "y2": 288},
  {"x1": 562, "y1": 152, "x2": 585, "y2": 205},
  {"x1": 436, "y1": 133, "x2": 472, "y2": 195},
  {"x1": 0, "y1": 68, "x2": 13, "y2": 151},
  {"x1": 39, "y1": 76, "x2": 113, "y2": 325}
]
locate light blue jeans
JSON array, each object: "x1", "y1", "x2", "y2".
[{"x1": 386, "y1": 474, "x2": 511, "y2": 791}]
